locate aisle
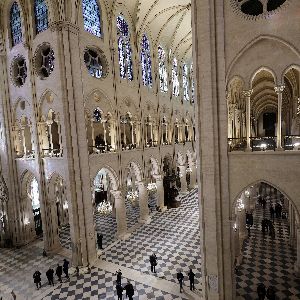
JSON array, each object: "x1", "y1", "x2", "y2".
[{"x1": 236, "y1": 198, "x2": 300, "y2": 299}]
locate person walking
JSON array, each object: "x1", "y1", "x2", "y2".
[
  {"x1": 63, "y1": 259, "x2": 69, "y2": 279},
  {"x1": 116, "y1": 269, "x2": 122, "y2": 285},
  {"x1": 116, "y1": 282, "x2": 123, "y2": 300},
  {"x1": 33, "y1": 270, "x2": 42, "y2": 290},
  {"x1": 149, "y1": 253, "x2": 157, "y2": 273},
  {"x1": 46, "y1": 268, "x2": 54, "y2": 286},
  {"x1": 177, "y1": 270, "x2": 184, "y2": 293},
  {"x1": 257, "y1": 283, "x2": 266, "y2": 300},
  {"x1": 124, "y1": 281, "x2": 134, "y2": 300},
  {"x1": 97, "y1": 233, "x2": 103, "y2": 249},
  {"x1": 56, "y1": 264, "x2": 63, "y2": 283},
  {"x1": 188, "y1": 268, "x2": 195, "y2": 291}
]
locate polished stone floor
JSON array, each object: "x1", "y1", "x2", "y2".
[
  {"x1": 236, "y1": 197, "x2": 300, "y2": 299},
  {"x1": 0, "y1": 188, "x2": 202, "y2": 300}
]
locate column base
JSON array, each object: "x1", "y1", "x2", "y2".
[
  {"x1": 159, "y1": 206, "x2": 168, "y2": 212},
  {"x1": 117, "y1": 231, "x2": 131, "y2": 240},
  {"x1": 245, "y1": 147, "x2": 252, "y2": 152},
  {"x1": 276, "y1": 147, "x2": 284, "y2": 151},
  {"x1": 139, "y1": 215, "x2": 151, "y2": 224}
]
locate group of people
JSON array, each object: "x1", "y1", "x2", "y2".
[
  {"x1": 261, "y1": 218, "x2": 275, "y2": 239},
  {"x1": 115, "y1": 270, "x2": 135, "y2": 300},
  {"x1": 257, "y1": 283, "x2": 276, "y2": 300},
  {"x1": 270, "y1": 202, "x2": 283, "y2": 219},
  {"x1": 33, "y1": 258, "x2": 70, "y2": 290}
]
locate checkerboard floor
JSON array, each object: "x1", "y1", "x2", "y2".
[
  {"x1": 0, "y1": 189, "x2": 201, "y2": 300},
  {"x1": 102, "y1": 188, "x2": 202, "y2": 290},
  {"x1": 236, "y1": 197, "x2": 300, "y2": 299},
  {"x1": 43, "y1": 267, "x2": 186, "y2": 300}
]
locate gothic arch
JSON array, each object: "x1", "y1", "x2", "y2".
[{"x1": 92, "y1": 165, "x2": 119, "y2": 191}]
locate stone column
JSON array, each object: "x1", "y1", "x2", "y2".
[
  {"x1": 275, "y1": 85, "x2": 285, "y2": 150},
  {"x1": 112, "y1": 191, "x2": 127, "y2": 239},
  {"x1": 189, "y1": 164, "x2": 197, "y2": 189},
  {"x1": 137, "y1": 182, "x2": 150, "y2": 223},
  {"x1": 153, "y1": 175, "x2": 166, "y2": 211},
  {"x1": 237, "y1": 209, "x2": 247, "y2": 239},
  {"x1": 243, "y1": 90, "x2": 253, "y2": 151},
  {"x1": 179, "y1": 165, "x2": 188, "y2": 193}
]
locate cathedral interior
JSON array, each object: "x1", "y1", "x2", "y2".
[{"x1": 1, "y1": 0, "x2": 300, "y2": 299}]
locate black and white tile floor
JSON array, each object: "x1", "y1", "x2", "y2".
[
  {"x1": 236, "y1": 197, "x2": 300, "y2": 299},
  {"x1": 0, "y1": 188, "x2": 201, "y2": 300},
  {"x1": 102, "y1": 188, "x2": 202, "y2": 289}
]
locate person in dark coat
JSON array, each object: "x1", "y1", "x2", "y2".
[
  {"x1": 56, "y1": 264, "x2": 63, "y2": 282},
  {"x1": 269, "y1": 205, "x2": 275, "y2": 221},
  {"x1": 257, "y1": 283, "x2": 266, "y2": 300},
  {"x1": 63, "y1": 259, "x2": 69, "y2": 279},
  {"x1": 46, "y1": 268, "x2": 54, "y2": 286},
  {"x1": 97, "y1": 233, "x2": 103, "y2": 249},
  {"x1": 149, "y1": 253, "x2": 157, "y2": 273},
  {"x1": 33, "y1": 270, "x2": 42, "y2": 289},
  {"x1": 266, "y1": 286, "x2": 276, "y2": 300},
  {"x1": 124, "y1": 281, "x2": 134, "y2": 300},
  {"x1": 188, "y1": 268, "x2": 195, "y2": 291},
  {"x1": 116, "y1": 269, "x2": 122, "y2": 285},
  {"x1": 177, "y1": 270, "x2": 184, "y2": 293},
  {"x1": 116, "y1": 283, "x2": 123, "y2": 300}
]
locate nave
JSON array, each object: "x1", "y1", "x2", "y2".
[{"x1": 0, "y1": 189, "x2": 201, "y2": 300}]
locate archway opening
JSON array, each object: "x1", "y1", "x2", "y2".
[
  {"x1": 93, "y1": 169, "x2": 117, "y2": 249},
  {"x1": 29, "y1": 177, "x2": 42, "y2": 236},
  {"x1": 233, "y1": 181, "x2": 300, "y2": 299}
]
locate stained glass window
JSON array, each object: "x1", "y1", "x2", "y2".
[
  {"x1": 34, "y1": 0, "x2": 48, "y2": 34},
  {"x1": 10, "y1": 2, "x2": 22, "y2": 46},
  {"x1": 190, "y1": 64, "x2": 195, "y2": 103},
  {"x1": 140, "y1": 34, "x2": 152, "y2": 87},
  {"x1": 182, "y1": 64, "x2": 190, "y2": 101},
  {"x1": 82, "y1": 0, "x2": 101, "y2": 37},
  {"x1": 172, "y1": 57, "x2": 180, "y2": 97},
  {"x1": 158, "y1": 46, "x2": 168, "y2": 93},
  {"x1": 117, "y1": 16, "x2": 133, "y2": 80}
]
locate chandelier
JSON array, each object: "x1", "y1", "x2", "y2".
[
  {"x1": 236, "y1": 198, "x2": 244, "y2": 212},
  {"x1": 147, "y1": 182, "x2": 157, "y2": 193},
  {"x1": 126, "y1": 191, "x2": 138, "y2": 205},
  {"x1": 97, "y1": 201, "x2": 112, "y2": 216}
]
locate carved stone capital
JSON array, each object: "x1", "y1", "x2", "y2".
[
  {"x1": 274, "y1": 85, "x2": 285, "y2": 94},
  {"x1": 242, "y1": 89, "x2": 253, "y2": 98}
]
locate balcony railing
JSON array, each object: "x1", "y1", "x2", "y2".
[
  {"x1": 42, "y1": 148, "x2": 63, "y2": 157},
  {"x1": 250, "y1": 137, "x2": 276, "y2": 151},
  {"x1": 89, "y1": 145, "x2": 116, "y2": 154},
  {"x1": 145, "y1": 141, "x2": 158, "y2": 148},
  {"x1": 228, "y1": 138, "x2": 246, "y2": 152},
  {"x1": 283, "y1": 135, "x2": 300, "y2": 151}
]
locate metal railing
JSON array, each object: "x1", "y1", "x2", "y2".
[
  {"x1": 250, "y1": 137, "x2": 276, "y2": 151},
  {"x1": 228, "y1": 138, "x2": 246, "y2": 152},
  {"x1": 89, "y1": 145, "x2": 116, "y2": 154},
  {"x1": 283, "y1": 135, "x2": 300, "y2": 151},
  {"x1": 42, "y1": 148, "x2": 63, "y2": 157}
]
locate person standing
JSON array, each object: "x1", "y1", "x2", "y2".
[
  {"x1": 56, "y1": 264, "x2": 63, "y2": 283},
  {"x1": 269, "y1": 205, "x2": 275, "y2": 221},
  {"x1": 63, "y1": 259, "x2": 70, "y2": 279},
  {"x1": 116, "y1": 269, "x2": 122, "y2": 285},
  {"x1": 97, "y1": 233, "x2": 103, "y2": 249},
  {"x1": 33, "y1": 270, "x2": 42, "y2": 290},
  {"x1": 124, "y1": 281, "x2": 134, "y2": 300},
  {"x1": 177, "y1": 270, "x2": 184, "y2": 293},
  {"x1": 257, "y1": 283, "x2": 266, "y2": 300},
  {"x1": 11, "y1": 290, "x2": 16, "y2": 300},
  {"x1": 46, "y1": 268, "x2": 54, "y2": 286},
  {"x1": 149, "y1": 253, "x2": 157, "y2": 273},
  {"x1": 116, "y1": 282, "x2": 123, "y2": 300},
  {"x1": 188, "y1": 268, "x2": 195, "y2": 291}
]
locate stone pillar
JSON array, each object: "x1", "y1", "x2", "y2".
[
  {"x1": 189, "y1": 164, "x2": 197, "y2": 189},
  {"x1": 137, "y1": 182, "x2": 150, "y2": 223},
  {"x1": 275, "y1": 85, "x2": 285, "y2": 150},
  {"x1": 243, "y1": 90, "x2": 252, "y2": 151},
  {"x1": 112, "y1": 191, "x2": 127, "y2": 238},
  {"x1": 154, "y1": 175, "x2": 166, "y2": 211},
  {"x1": 179, "y1": 165, "x2": 188, "y2": 193}
]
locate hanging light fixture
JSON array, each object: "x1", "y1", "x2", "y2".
[{"x1": 97, "y1": 201, "x2": 112, "y2": 216}]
